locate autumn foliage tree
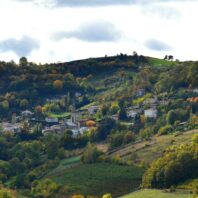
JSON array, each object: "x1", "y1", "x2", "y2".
[{"x1": 53, "y1": 80, "x2": 63, "y2": 91}]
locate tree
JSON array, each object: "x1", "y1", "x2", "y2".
[
  {"x1": 81, "y1": 143, "x2": 102, "y2": 163},
  {"x1": 103, "y1": 194, "x2": 112, "y2": 198},
  {"x1": 192, "y1": 134, "x2": 198, "y2": 144},
  {"x1": 53, "y1": 80, "x2": 63, "y2": 91},
  {"x1": 119, "y1": 108, "x2": 127, "y2": 120},
  {"x1": 0, "y1": 100, "x2": 9, "y2": 115},
  {"x1": 72, "y1": 195, "x2": 85, "y2": 198},
  {"x1": 193, "y1": 184, "x2": 198, "y2": 197},
  {"x1": 101, "y1": 104, "x2": 109, "y2": 117},
  {"x1": 19, "y1": 57, "x2": 28, "y2": 67},
  {"x1": 0, "y1": 189, "x2": 15, "y2": 198},
  {"x1": 35, "y1": 105, "x2": 43, "y2": 116},
  {"x1": 95, "y1": 118, "x2": 116, "y2": 141},
  {"x1": 123, "y1": 132, "x2": 135, "y2": 144},
  {"x1": 44, "y1": 135, "x2": 60, "y2": 159},
  {"x1": 31, "y1": 179, "x2": 59, "y2": 198},
  {"x1": 20, "y1": 99, "x2": 29, "y2": 110},
  {"x1": 187, "y1": 62, "x2": 198, "y2": 87}
]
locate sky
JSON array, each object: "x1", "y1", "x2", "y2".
[{"x1": 0, "y1": 0, "x2": 198, "y2": 63}]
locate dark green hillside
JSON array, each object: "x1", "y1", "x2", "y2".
[{"x1": 47, "y1": 162, "x2": 144, "y2": 197}]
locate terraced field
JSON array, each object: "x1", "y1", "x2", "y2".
[{"x1": 109, "y1": 130, "x2": 198, "y2": 165}]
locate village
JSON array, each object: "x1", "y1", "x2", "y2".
[{"x1": 0, "y1": 88, "x2": 177, "y2": 137}]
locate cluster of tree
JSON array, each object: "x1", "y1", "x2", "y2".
[
  {"x1": 108, "y1": 131, "x2": 135, "y2": 149},
  {"x1": 0, "y1": 130, "x2": 85, "y2": 189},
  {"x1": 81, "y1": 143, "x2": 103, "y2": 163},
  {"x1": 142, "y1": 135, "x2": 198, "y2": 188}
]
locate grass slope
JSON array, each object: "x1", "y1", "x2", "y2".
[
  {"x1": 47, "y1": 162, "x2": 144, "y2": 197},
  {"x1": 109, "y1": 130, "x2": 197, "y2": 165},
  {"x1": 120, "y1": 189, "x2": 192, "y2": 198},
  {"x1": 47, "y1": 156, "x2": 81, "y2": 176}
]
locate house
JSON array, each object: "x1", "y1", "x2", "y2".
[
  {"x1": 1, "y1": 122, "x2": 21, "y2": 134},
  {"x1": 177, "y1": 121, "x2": 188, "y2": 131},
  {"x1": 21, "y1": 110, "x2": 34, "y2": 119},
  {"x1": 159, "y1": 100, "x2": 169, "y2": 106},
  {"x1": 144, "y1": 108, "x2": 157, "y2": 118},
  {"x1": 65, "y1": 120, "x2": 79, "y2": 130},
  {"x1": 88, "y1": 106, "x2": 99, "y2": 115},
  {"x1": 127, "y1": 110, "x2": 138, "y2": 118},
  {"x1": 45, "y1": 117, "x2": 58, "y2": 123},
  {"x1": 79, "y1": 127, "x2": 89, "y2": 134},
  {"x1": 75, "y1": 92, "x2": 82, "y2": 97},
  {"x1": 111, "y1": 114, "x2": 119, "y2": 121},
  {"x1": 71, "y1": 127, "x2": 89, "y2": 137},
  {"x1": 193, "y1": 88, "x2": 198, "y2": 94},
  {"x1": 45, "y1": 117, "x2": 59, "y2": 125},
  {"x1": 42, "y1": 125, "x2": 61, "y2": 134}
]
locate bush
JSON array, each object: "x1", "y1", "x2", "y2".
[
  {"x1": 158, "y1": 125, "x2": 173, "y2": 135},
  {"x1": 31, "y1": 179, "x2": 59, "y2": 198},
  {"x1": 102, "y1": 193, "x2": 112, "y2": 198},
  {"x1": 81, "y1": 143, "x2": 103, "y2": 164}
]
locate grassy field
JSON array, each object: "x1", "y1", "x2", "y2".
[
  {"x1": 47, "y1": 156, "x2": 81, "y2": 177},
  {"x1": 48, "y1": 111, "x2": 70, "y2": 118},
  {"x1": 120, "y1": 189, "x2": 193, "y2": 198},
  {"x1": 109, "y1": 130, "x2": 198, "y2": 165},
  {"x1": 147, "y1": 57, "x2": 174, "y2": 67},
  {"x1": 47, "y1": 162, "x2": 144, "y2": 197},
  {"x1": 178, "y1": 179, "x2": 198, "y2": 190}
]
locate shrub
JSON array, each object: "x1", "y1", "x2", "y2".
[
  {"x1": 81, "y1": 143, "x2": 103, "y2": 163},
  {"x1": 158, "y1": 125, "x2": 173, "y2": 135},
  {"x1": 102, "y1": 193, "x2": 112, "y2": 198}
]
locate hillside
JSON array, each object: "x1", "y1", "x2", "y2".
[
  {"x1": 0, "y1": 54, "x2": 197, "y2": 198},
  {"x1": 109, "y1": 130, "x2": 198, "y2": 165}
]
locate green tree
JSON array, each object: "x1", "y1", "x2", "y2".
[
  {"x1": 19, "y1": 57, "x2": 28, "y2": 67},
  {"x1": 31, "y1": 179, "x2": 59, "y2": 198},
  {"x1": 0, "y1": 189, "x2": 15, "y2": 198},
  {"x1": 81, "y1": 143, "x2": 102, "y2": 163},
  {"x1": 20, "y1": 99, "x2": 29, "y2": 110},
  {"x1": 118, "y1": 107, "x2": 127, "y2": 120}
]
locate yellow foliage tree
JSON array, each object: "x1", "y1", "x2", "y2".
[
  {"x1": 102, "y1": 193, "x2": 112, "y2": 198},
  {"x1": 53, "y1": 80, "x2": 63, "y2": 90},
  {"x1": 71, "y1": 195, "x2": 85, "y2": 198}
]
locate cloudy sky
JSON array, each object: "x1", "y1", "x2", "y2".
[{"x1": 0, "y1": 0, "x2": 197, "y2": 63}]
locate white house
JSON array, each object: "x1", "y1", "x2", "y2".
[
  {"x1": 1, "y1": 122, "x2": 21, "y2": 134},
  {"x1": 127, "y1": 110, "x2": 138, "y2": 118},
  {"x1": 21, "y1": 110, "x2": 34, "y2": 119},
  {"x1": 45, "y1": 117, "x2": 59, "y2": 123},
  {"x1": 144, "y1": 108, "x2": 157, "y2": 118},
  {"x1": 42, "y1": 125, "x2": 61, "y2": 134}
]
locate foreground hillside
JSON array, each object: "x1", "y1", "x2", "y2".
[
  {"x1": 120, "y1": 189, "x2": 192, "y2": 198},
  {"x1": 109, "y1": 130, "x2": 198, "y2": 165}
]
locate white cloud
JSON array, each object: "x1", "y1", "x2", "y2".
[
  {"x1": 0, "y1": 0, "x2": 198, "y2": 63},
  {"x1": 52, "y1": 21, "x2": 122, "y2": 42}
]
